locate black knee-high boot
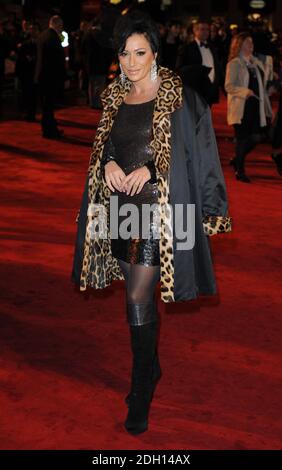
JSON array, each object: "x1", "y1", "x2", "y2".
[
  {"x1": 124, "y1": 302, "x2": 159, "y2": 435},
  {"x1": 125, "y1": 349, "x2": 162, "y2": 406},
  {"x1": 125, "y1": 301, "x2": 162, "y2": 407}
]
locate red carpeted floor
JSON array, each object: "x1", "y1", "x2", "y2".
[{"x1": 0, "y1": 96, "x2": 281, "y2": 450}]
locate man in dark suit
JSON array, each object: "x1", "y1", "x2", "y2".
[
  {"x1": 176, "y1": 20, "x2": 223, "y2": 106},
  {"x1": 35, "y1": 15, "x2": 66, "y2": 138}
]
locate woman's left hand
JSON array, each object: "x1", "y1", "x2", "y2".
[{"x1": 120, "y1": 166, "x2": 151, "y2": 196}]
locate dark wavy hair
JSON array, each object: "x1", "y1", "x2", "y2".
[{"x1": 113, "y1": 10, "x2": 162, "y2": 66}]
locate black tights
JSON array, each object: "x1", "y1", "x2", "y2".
[
  {"x1": 117, "y1": 259, "x2": 160, "y2": 305},
  {"x1": 234, "y1": 125, "x2": 262, "y2": 174}
]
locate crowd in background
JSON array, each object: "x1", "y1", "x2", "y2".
[{"x1": 0, "y1": 9, "x2": 282, "y2": 180}]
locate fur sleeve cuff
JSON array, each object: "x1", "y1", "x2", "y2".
[{"x1": 202, "y1": 215, "x2": 232, "y2": 236}]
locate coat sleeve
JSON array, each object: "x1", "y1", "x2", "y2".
[
  {"x1": 225, "y1": 60, "x2": 249, "y2": 99},
  {"x1": 196, "y1": 101, "x2": 232, "y2": 236}
]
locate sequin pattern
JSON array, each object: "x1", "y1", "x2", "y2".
[{"x1": 109, "y1": 98, "x2": 160, "y2": 266}]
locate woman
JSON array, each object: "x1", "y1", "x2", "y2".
[
  {"x1": 71, "y1": 11, "x2": 232, "y2": 435},
  {"x1": 225, "y1": 32, "x2": 272, "y2": 183}
]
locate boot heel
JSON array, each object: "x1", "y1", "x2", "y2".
[{"x1": 124, "y1": 389, "x2": 152, "y2": 434}]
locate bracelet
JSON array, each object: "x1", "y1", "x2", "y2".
[{"x1": 103, "y1": 155, "x2": 116, "y2": 166}]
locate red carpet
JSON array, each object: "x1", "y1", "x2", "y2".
[{"x1": 0, "y1": 97, "x2": 281, "y2": 449}]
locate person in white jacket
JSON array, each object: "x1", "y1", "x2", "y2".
[{"x1": 225, "y1": 32, "x2": 272, "y2": 182}]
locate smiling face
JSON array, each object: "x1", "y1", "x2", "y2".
[{"x1": 118, "y1": 33, "x2": 157, "y2": 83}]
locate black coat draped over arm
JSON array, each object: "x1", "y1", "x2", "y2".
[{"x1": 170, "y1": 85, "x2": 230, "y2": 300}]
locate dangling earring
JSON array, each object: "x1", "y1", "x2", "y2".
[
  {"x1": 119, "y1": 63, "x2": 126, "y2": 86},
  {"x1": 150, "y1": 59, "x2": 158, "y2": 81}
]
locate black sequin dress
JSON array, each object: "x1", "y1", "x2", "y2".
[{"x1": 102, "y1": 98, "x2": 160, "y2": 266}]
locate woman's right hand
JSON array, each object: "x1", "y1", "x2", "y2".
[{"x1": 104, "y1": 160, "x2": 126, "y2": 192}]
